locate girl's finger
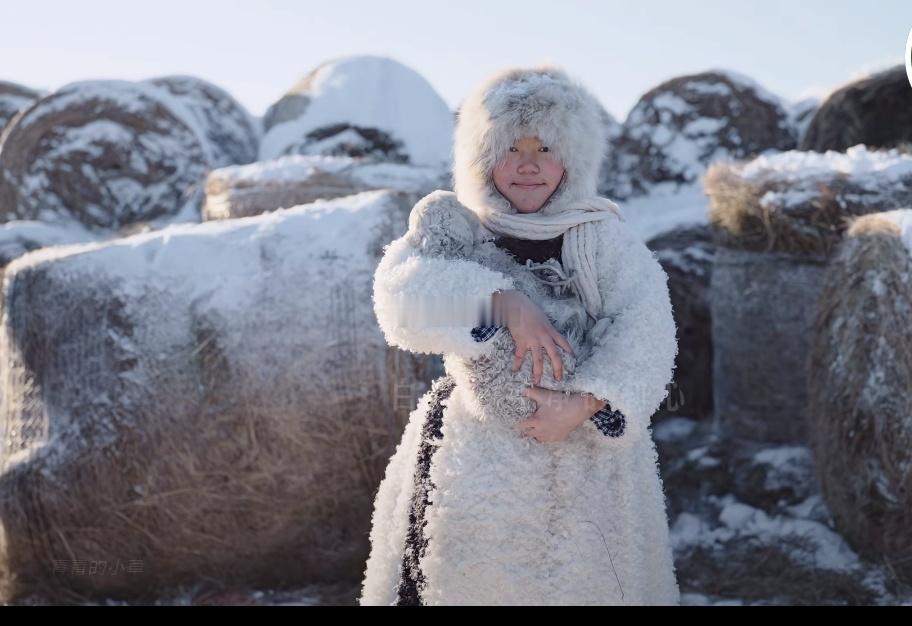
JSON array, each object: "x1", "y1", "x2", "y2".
[
  {"x1": 531, "y1": 345, "x2": 543, "y2": 385},
  {"x1": 513, "y1": 346, "x2": 527, "y2": 373},
  {"x1": 544, "y1": 341, "x2": 563, "y2": 381}
]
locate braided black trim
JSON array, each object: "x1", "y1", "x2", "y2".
[{"x1": 396, "y1": 374, "x2": 457, "y2": 606}]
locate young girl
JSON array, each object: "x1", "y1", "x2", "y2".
[{"x1": 360, "y1": 66, "x2": 680, "y2": 605}]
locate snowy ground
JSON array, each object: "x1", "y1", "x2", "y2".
[{"x1": 654, "y1": 416, "x2": 912, "y2": 606}]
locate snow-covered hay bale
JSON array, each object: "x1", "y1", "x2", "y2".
[
  {"x1": 705, "y1": 146, "x2": 912, "y2": 444},
  {"x1": 601, "y1": 70, "x2": 796, "y2": 200},
  {"x1": 0, "y1": 221, "x2": 97, "y2": 296},
  {"x1": 0, "y1": 80, "x2": 211, "y2": 231},
  {"x1": 647, "y1": 224, "x2": 715, "y2": 420},
  {"x1": 800, "y1": 65, "x2": 912, "y2": 153},
  {"x1": 706, "y1": 145, "x2": 912, "y2": 256},
  {"x1": 0, "y1": 81, "x2": 44, "y2": 136},
  {"x1": 0, "y1": 189, "x2": 421, "y2": 602},
  {"x1": 807, "y1": 209, "x2": 912, "y2": 580},
  {"x1": 202, "y1": 154, "x2": 447, "y2": 221},
  {"x1": 260, "y1": 55, "x2": 453, "y2": 169},
  {"x1": 146, "y1": 75, "x2": 261, "y2": 168}
]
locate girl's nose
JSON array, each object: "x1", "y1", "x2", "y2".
[{"x1": 518, "y1": 159, "x2": 540, "y2": 173}]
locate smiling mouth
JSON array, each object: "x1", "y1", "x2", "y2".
[{"x1": 513, "y1": 183, "x2": 544, "y2": 188}]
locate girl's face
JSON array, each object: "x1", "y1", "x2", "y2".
[{"x1": 492, "y1": 136, "x2": 565, "y2": 213}]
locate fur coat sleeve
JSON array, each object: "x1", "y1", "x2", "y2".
[
  {"x1": 561, "y1": 216, "x2": 679, "y2": 448},
  {"x1": 372, "y1": 191, "x2": 515, "y2": 361}
]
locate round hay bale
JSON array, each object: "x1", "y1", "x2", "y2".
[
  {"x1": 800, "y1": 65, "x2": 912, "y2": 153},
  {"x1": 705, "y1": 146, "x2": 912, "y2": 444},
  {"x1": 0, "y1": 221, "x2": 97, "y2": 292},
  {"x1": 647, "y1": 223, "x2": 714, "y2": 420},
  {"x1": 0, "y1": 189, "x2": 438, "y2": 602},
  {"x1": 259, "y1": 55, "x2": 453, "y2": 168},
  {"x1": 0, "y1": 81, "x2": 44, "y2": 137},
  {"x1": 807, "y1": 209, "x2": 912, "y2": 580},
  {"x1": 710, "y1": 245, "x2": 828, "y2": 443},
  {"x1": 705, "y1": 145, "x2": 912, "y2": 257},
  {"x1": 146, "y1": 75, "x2": 261, "y2": 168},
  {"x1": 601, "y1": 70, "x2": 796, "y2": 200},
  {"x1": 202, "y1": 154, "x2": 448, "y2": 220},
  {"x1": 0, "y1": 80, "x2": 211, "y2": 231}
]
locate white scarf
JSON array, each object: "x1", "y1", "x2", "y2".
[{"x1": 473, "y1": 196, "x2": 626, "y2": 321}]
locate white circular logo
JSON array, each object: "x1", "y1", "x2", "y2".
[{"x1": 907, "y1": 27, "x2": 912, "y2": 88}]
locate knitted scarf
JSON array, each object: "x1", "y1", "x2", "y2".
[{"x1": 474, "y1": 195, "x2": 626, "y2": 321}]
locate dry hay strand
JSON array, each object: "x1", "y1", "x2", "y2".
[{"x1": 807, "y1": 211, "x2": 912, "y2": 583}]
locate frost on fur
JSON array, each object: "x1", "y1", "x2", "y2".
[
  {"x1": 562, "y1": 217, "x2": 679, "y2": 448},
  {"x1": 373, "y1": 191, "x2": 679, "y2": 450},
  {"x1": 372, "y1": 191, "x2": 516, "y2": 361}
]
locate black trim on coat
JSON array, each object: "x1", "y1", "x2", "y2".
[{"x1": 396, "y1": 374, "x2": 457, "y2": 606}]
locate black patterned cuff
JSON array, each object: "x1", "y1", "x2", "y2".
[
  {"x1": 470, "y1": 325, "x2": 500, "y2": 343},
  {"x1": 589, "y1": 404, "x2": 626, "y2": 438}
]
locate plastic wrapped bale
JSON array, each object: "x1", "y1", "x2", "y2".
[
  {"x1": 0, "y1": 81, "x2": 44, "y2": 136},
  {"x1": 600, "y1": 70, "x2": 796, "y2": 201},
  {"x1": 704, "y1": 146, "x2": 912, "y2": 444},
  {"x1": 807, "y1": 209, "x2": 912, "y2": 581},
  {"x1": 145, "y1": 75, "x2": 261, "y2": 169},
  {"x1": 0, "y1": 189, "x2": 430, "y2": 602},
  {"x1": 259, "y1": 55, "x2": 453, "y2": 169},
  {"x1": 800, "y1": 65, "x2": 912, "y2": 153},
  {"x1": 202, "y1": 153, "x2": 448, "y2": 221},
  {"x1": 647, "y1": 223, "x2": 715, "y2": 420},
  {"x1": 0, "y1": 80, "x2": 212, "y2": 232}
]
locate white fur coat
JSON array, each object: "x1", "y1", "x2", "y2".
[{"x1": 359, "y1": 189, "x2": 681, "y2": 605}]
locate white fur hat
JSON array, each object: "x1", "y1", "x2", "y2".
[{"x1": 453, "y1": 65, "x2": 607, "y2": 217}]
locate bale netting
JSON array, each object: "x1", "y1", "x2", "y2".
[
  {"x1": 705, "y1": 146, "x2": 912, "y2": 444},
  {"x1": 601, "y1": 69, "x2": 796, "y2": 201},
  {"x1": 145, "y1": 75, "x2": 261, "y2": 169},
  {"x1": 800, "y1": 65, "x2": 912, "y2": 153},
  {"x1": 202, "y1": 153, "x2": 447, "y2": 221},
  {"x1": 807, "y1": 209, "x2": 912, "y2": 582},
  {"x1": 0, "y1": 81, "x2": 44, "y2": 137},
  {"x1": 0, "y1": 189, "x2": 435, "y2": 603},
  {"x1": 0, "y1": 80, "x2": 211, "y2": 232},
  {"x1": 647, "y1": 223, "x2": 715, "y2": 421}
]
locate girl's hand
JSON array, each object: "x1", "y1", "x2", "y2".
[
  {"x1": 493, "y1": 289, "x2": 576, "y2": 384},
  {"x1": 514, "y1": 386, "x2": 607, "y2": 443}
]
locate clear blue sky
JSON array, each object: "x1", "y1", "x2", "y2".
[{"x1": 2, "y1": 0, "x2": 909, "y2": 121}]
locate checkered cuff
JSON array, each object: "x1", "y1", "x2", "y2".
[
  {"x1": 470, "y1": 325, "x2": 501, "y2": 342},
  {"x1": 589, "y1": 404, "x2": 626, "y2": 438}
]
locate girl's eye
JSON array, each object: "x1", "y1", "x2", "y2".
[
  {"x1": 540, "y1": 147, "x2": 550, "y2": 152},
  {"x1": 509, "y1": 147, "x2": 517, "y2": 152}
]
